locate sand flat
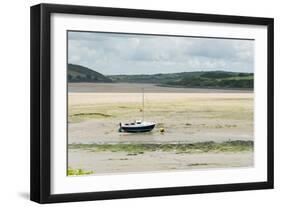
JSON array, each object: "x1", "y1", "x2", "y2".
[
  {"x1": 68, "y1": 92, "x2": 253, "y2": 144},
  {"x1": 68, "y1": 150, "x2": 253, "y2": 174},
  {"x1": 69, "y1": 92, "x2": 253, "y2": 105},
  {"x1": 67, "y1": 83, "x2": 254, "y2": 174}
]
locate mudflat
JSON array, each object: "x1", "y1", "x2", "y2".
[
  {"x1": 67, "y1": 83, "x2": 254, "y2": 175},
  {"x1": 68, "y1": 82, "x2": 253, "y2": 93},
  {"x1": 68, "y1": 151, "x2": 253, "y2": 174}
]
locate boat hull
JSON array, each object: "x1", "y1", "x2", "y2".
[{"x1": 120, "y1": 124, "x2": 155, "y2": 133}]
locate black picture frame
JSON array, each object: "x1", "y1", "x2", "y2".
[{"x1": 30, "y1": 3, "x2": 274, "y2": 204}]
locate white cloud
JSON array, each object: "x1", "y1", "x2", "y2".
[{"x1": 68, "y1": 31, "x2": 254, "y2": 75}]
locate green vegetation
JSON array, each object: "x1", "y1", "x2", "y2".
[
  {"x1": 71, "y1": 112, "x2": 112, "y2": 117},
  {"x1": 68, "y1": 63, "x2": 253, "y2": 89},
  {"x1": 109, "y1": 71, "x2": 253, "y2": 89},
  {"x1": 69, "y1": 112, "x2": 113, "y2": 123},
  {"x1": 187, "y1": 163, "x2": 209, "y2": 166},
  {"x1": 167, "y1": 75, "x2": 253, "y2": 88},
  {"x1": 68, "y1": 64, "x2": 112, "y2": 83},
  {"x1": 69, "y1": 140, "x2": 253, "y2": 154},
  {"x1": 108, "y1": 71, "x2": 204, "y2": 84},
  {"x1": 67, "y1": 167, "x2": 94, "y2": 176}
]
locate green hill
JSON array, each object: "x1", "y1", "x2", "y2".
[
  {"x1": 109, "y1": 71, "x2": 253, "y2": 89},
  {"x1": 108, "y1": 71, "x2": 204, "y2": 84},
  {"x1": 68, "y1": 64, "x2": 112, "y2": 83},
  {"x1": 67, "y1": 64, "x2": 253, "y2": 89}
]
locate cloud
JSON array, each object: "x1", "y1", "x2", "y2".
[{"x1": 68, "y1": 31, "x2": 254, "y2": 75}]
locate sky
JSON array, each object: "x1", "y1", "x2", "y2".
[{"x1": 68, "y1": 31, "x2": 254, "y2": 75}]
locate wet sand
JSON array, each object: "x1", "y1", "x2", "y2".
[
  {"x1": 68, "y1": 92, "x2": 253, "y2": 144},
  {"x1": 69, "y1": 82, "x2": 253, "y2": 93},
  {"x1": 69, "y1": 151, "x2": 253, "y2": 174},
  {"x1": 68, "y1": 83, "x2": 254, "y2": 175}
]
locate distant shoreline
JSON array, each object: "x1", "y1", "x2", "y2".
[
  {"x1": 157, "y1": 84, "x2": 253, "y2": 91},
  {"x1": 68, "y1": 82, "x2": 253, "y2": 93}
]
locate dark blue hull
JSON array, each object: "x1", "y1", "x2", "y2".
[{"x1": 120, "y1": 124, "x2": 155, "y2": 133}]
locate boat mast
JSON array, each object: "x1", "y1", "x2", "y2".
[{"x1": 142, "y1": 88, "x2": 144, "y2": 121}]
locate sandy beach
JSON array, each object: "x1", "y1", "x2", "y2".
[
  {"x1": 69, "y1": 151, "x2": 253, "y2": 174},
  {"x1": 67, "y1": 83, "x2": 254, "y2": 175}
]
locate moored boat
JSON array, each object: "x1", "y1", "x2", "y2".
[
  {"x1": 119, "y1": 120, "x2": 155, "y2": 133},
  {"x1": 119, "y1": 88, "x2": 155, "y2": 133}
]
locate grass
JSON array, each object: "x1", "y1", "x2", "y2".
[
  {"x1": 69, "y1": 140, "x2": 253, "y2": 154},
  {"x1": 68, "y1": 111, "x2": 113, "y2": 123},
  {"x1": 187, "y1": 163, "x2": 210, "y2": 166},
  {"x1": 67, "y1": 167, "x2": 94, "y2": 176},
  {"x1": 68, "y1": 103, "x2": 142, "y2": 123},
  {"x1": 72, "y1": 112, "x2": 112, "y2": 117}
]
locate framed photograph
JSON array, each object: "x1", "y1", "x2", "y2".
[{"x1": 30, "y1": 3, "x2": 274, "y2": 203}]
